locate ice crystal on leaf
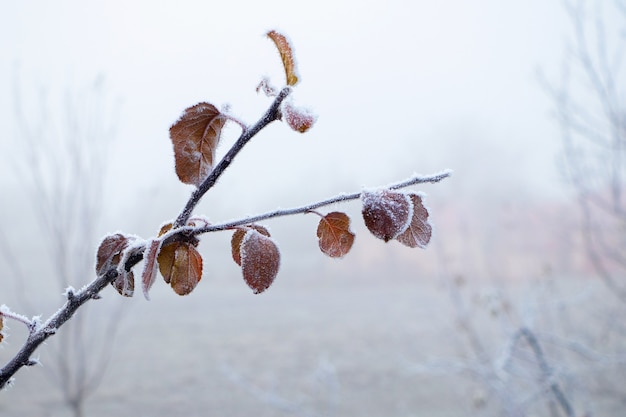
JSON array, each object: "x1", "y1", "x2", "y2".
[
  {"x1": 231, "y1": 225, "x2": 271, "y2": 266},
  {"x1": 266, "y1": 30, "x2": 299, "y2": 86},
  {"x1": 141, "y1": 239, "x2": 162, "y2": 300},
  {"x1": 96, "y1": 233, "x2": 135, "y2": 297},
  {"x1": 282, "y1": 98, "x2": 317, "y2": 133},
  {"x1": 361, "y1": 190, "x2": 413, "y2": 242},
  {"x1": 240, "y1": 229, "x2": 280, "y2": 294},
  {"x1": 395, "y1": 193, "x2": 432, "y2": 248}
]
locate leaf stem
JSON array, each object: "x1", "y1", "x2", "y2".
[{"x1": 173, "y1": 87, "x2": 292, "y2": 228}]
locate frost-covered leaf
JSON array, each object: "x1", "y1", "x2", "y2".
[
  {"x1": 316, "y1": 212, "x2": 355, "y2": 258},
  {"x1": 267, "y1": 30, "x2": 299, "y2": 86},
  {"x1": 141, "y1": 239, "x2": 162, "y2": 300},
  {"x1": 158, "y1": 242, "x2": 203, "y2": 296},
  {"x1": 362, "y1": 190, "x2": 413, "y2": 242},
  {"x1": 282, "y1": 99, "x2": 317, "y2": 133},
  {"x1": 111, "y1": 270, "x2": 135, "y2": 297},
  {"x1": 96, "y1": 233, "x2": 131, "y2": 276},
  {"x1": 231, "y1": 225, "x2": 270, "y2": 266},
  {"x1": 158, "y1": 222, "x2": 173, "y2": 237},
  {"x1": 240, "y1": 230, "x2": 280, "y2": 294},
  {"x1": 256, "y1": 77, "x2": 278, "y2": 97},
  {"x1": 170, "y1": 102, "x2": 226, "y2": 186},
  {"x1": 396, "y1": 193, "x2": 432, "y2": 248}
]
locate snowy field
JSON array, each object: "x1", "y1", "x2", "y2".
[{"x1": 2, "y1": 271, "x2": 623, "y2": 417}]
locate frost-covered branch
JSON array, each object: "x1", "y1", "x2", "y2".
[
  {"x1": 0, "y1": 269, "x2": 117, "y2": 389},
  {"x1": 0, "y1": 30, "x2": 451, "y2": 392},
  {"x1": 192, "y1": 170, "x2": 452, "y2": 234}
]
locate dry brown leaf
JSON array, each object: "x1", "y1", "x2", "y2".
[
  {"x1": 282, "y1": 99, "x2": 317, "y2": 133},
  {"x1": 141, "y1": 239, "x2": 162, "y2": 299},
  {"x1": 158, "y1": 222, "x2": 173, "y2": 237},
  {"x1": 158, "y1": 242, "x2": 203, "y2": 296},
  {"x1": 316, "y1": 212, "x2": 355, "y2": 258},
  {"x1": 170, "y1": 102, "x2": 226, "y2": 186},
  {"x1": 111, "y1": 270, "x2": 135, "y2": 297},
  {"x1": 95, "y1": 233, "x2": 130, "y2": 276},
  {"x1": 240, "y1": 230, "x2": 280, "y2": 294},
  {"x1": 395, "y1": 193, "x2": 432, "y2": 248},
  {"x1": 267, "y1": 30, "x2": 299, "y2": 86},
  {"x1": 231, "y1": 225, "x2": 270, "y2": 266},
  {"x1": 362, "y1": 190, "x2": 413, "y2": 242}
]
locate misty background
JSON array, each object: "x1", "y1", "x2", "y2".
[{"x1": 1, "y1": 1, "x2": 624, "y2": 416}]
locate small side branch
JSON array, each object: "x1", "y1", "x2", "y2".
[
  {"x1": 191, "y1": 170, "x2": 453, "y2": 234},
  {"x1": 0, "y1": 306, "x2": 36, "y2": 330}
]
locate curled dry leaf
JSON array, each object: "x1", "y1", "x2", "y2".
[
  {"x1": 111, "y1": 271, "x2": 135, "y2": 297},
  {"x1": 267, "y1": 30, "x2": 299, "y2": 86},
  {"x1": 170, "y1": 102, "x2": 226, "y2": 186},
  {"x1": 395, "y1": 193, "x2": 432, "y2": 249},
  {"x1": 96, "y1": 233, "x2": 135, "y2": 296},
  {"x1": 96, "y1": 233, "x2": 131, "y2": 276},
  {"x1": 231, "y1": 225, "x2": 270, "y2": 266},
  {"x1": 158, "y1": 222, "x2": 173, "y2": 237},
  {"x1": 240, "y1": 230, "x2": 280, "y2": 294},
  {"x1": 0, "y1": 317, "x2": 3, "y2": 343},
  {"x1": 157, "y1": 242, "x2": 203, "y2": 296},
  {"x1": 316, "y1": 211, "x2": 355, "y2": 258},
  {"x1": 362, "y1": 190, "x2": 413, "y2": 242},
  {"x1": 282, "y1": 99, "x2": 317, "y2": 133},
  {"x1": 141, "y1": 239, "x2": 162, "y2": 300}
]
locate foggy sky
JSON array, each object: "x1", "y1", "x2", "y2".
[{"x1": 0, "y1": 0, "x2": 600, "y2": 223}]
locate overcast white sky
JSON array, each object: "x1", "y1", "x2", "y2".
[{"x1": 1, "y1": 0, "x2": 609, "y2": 224}]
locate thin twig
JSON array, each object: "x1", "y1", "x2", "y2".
[
  {"x1": 515, "y1": 327, "x2": 575, "y2": 417},
  {"x1": 191, "y1": 170, "x2": 452, "y2": 234}
]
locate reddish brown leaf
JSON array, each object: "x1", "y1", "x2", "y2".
[
  {"x1": 240, "y1": 230, "x2": 280, "y2": 294},
  {"x1": 158, "y1": 242, "x2": 203, "y2": 296},
  {"x1": 111, "y1": 270, "x2": 135, "y2": 297},
  {"x1": 267, "y1": 30, "x2": 299, "y2": 86},
  {"x1": 362, "y1": 190, "x2": 413, "y2": 242},
  {"x1": 282, "y1": 99, "x2": 317, "y2": 133},
  {"x1": 395, "y1": 193, "x2": 432, "y2": 248},
  {"x1": 231, "y1": 225, "x2": 270, "y2": 266},
  {"x1": 141, "y1": 239, "x2": 162, "y2": 299},
  {"x1": 316, "y1": 212, "x2": 355, "y2": 258},
  {"x1": 0, "y1": 317, "x2": 3, "y2": 343},
  {"x1": 170, "y1": 102, "x2": 226, "y2": 186},
  {"x1": 95, "y1": 233, "x2": 131, "y2": 276}
]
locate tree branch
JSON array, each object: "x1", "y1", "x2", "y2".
[
  {"x1": 190, "y1": 170, "x2": 452, "y2": 234},
  {"x1": 0, "y1": 85, "x2": 451, "y2": 388},
  {"x1": 0, "y1": 269, "x2": 118, "y2": 389}
]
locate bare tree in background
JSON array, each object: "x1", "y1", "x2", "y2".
[
  {"x1": 3, "y1": 75, "x2": 121, "y2": 417},
  {"x1": 544, "y1": 0, "x2": 626, "y2": 301},
  {"x1": 409, "y1": 7, "x2": 626, "y2": 412}
]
